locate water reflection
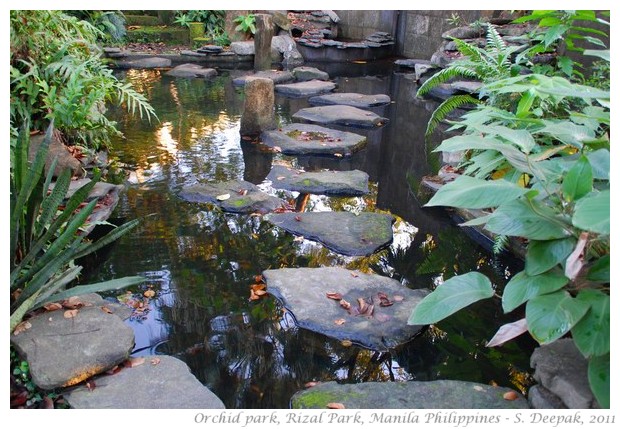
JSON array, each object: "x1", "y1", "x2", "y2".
[{"x1": 87, "y1": 68, "x2": 536, "y2": 408}]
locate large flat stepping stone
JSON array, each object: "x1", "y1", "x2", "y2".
[
  {"x1": 261, "y1": 123, "x2": 367, "y2": 157},
  {"x1": 275, "y1": 80, "x2": 336, "y2": 97},
  {"x1": 291, "y1": 380, "x2": 528, "y2": 409},
  {"x1": 165, "y1": 63, "x2": 217, "y2": 78},
  {"x1": 232, "y1": 70, "x2": 294, "y2": 86},
  {"x1": 263, "y1": 267, "x2": 427, "y2": 350},
  {"x1": 64, "y1": 355, "x2": 225, "y2": 409},
  {"x1": 267, "y1": 165, "x2": 369, "y2": 196},
  {"x1": 293, "y1": 105, "x2": 389, "y2": 128},
  {"x1": 308, "y1": 92, "x2": 391, "y2": 108},
  {"x1": 115, "y1": 57, "x2": 172, "y2": 69},
  {"x1": 11, "y1": 306, "x2": 134, "y2": 390},
  {"x1": 178, "y1": 179, "x2": 284, "y2": 214},
  {"x1": 292, "y1": 66, "x2": 330, "y2": 81},
  {"x1": 265, "y1": 212, "x2": 394, "y2": 256}
]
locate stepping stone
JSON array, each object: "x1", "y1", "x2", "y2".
[
  {"x1": 293, "y1": 105, "x2": 389, "y2": 128},
  {"x1": 115, "y1": 57, "x2": 172, "y2": 69},
  {"x1": 291, "y1": 380, "x2": 528, "y2": 409},
  {"x1": 165, "y1": 63, "x2": 217, "y2": 78},
  {"x1": 232, "y1": 70, "x2": 295, "y2": 86},
  {"x1": 230, "y1": 40, "x2": 255, "y2": 55},
  {"x1": 64, "y1": 355, "x2": 225, "y2": 409},
  {"x1": 265, "y1": 212, "x2": 393, "y2": 256},
  {"x1": 267, "y1": 165, "x2": 369, "y2": 196},
  {"x1": 450, "y1": 80, "x2": 483, "y2": 94},
  {"x1": 11, "y1": 306, "x2": 134, "y2": 390},
  {"x1": 292, "y1": 66, "x2": 330, "y2": 81},
  {"x1": 308, "y1": 92, "x2": 391, "y2": 108},
  {"x1": 261, "y1": 124, "x2": 367, "y2": 157},
  {"x1": 178, "y1": 179, "x2": 285, "y2": 214},
  {"x1": 197, "y1": 45, "x2": 223, "y2": 54},
  {"x1": 263, "y1": 267, "x2": 427, "y2": 350},
  {"x1": 275, "y1": 80, "x2": 336, "y2": 97},
  {"x1": 394, "y1": 58, "x2": 431, "y2": 68},
  {"x1": 180, "y1": 50, "x2": 207, "y2": 57}
]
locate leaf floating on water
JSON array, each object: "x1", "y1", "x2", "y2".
[
  {"x1": 340, "y1": 340, "x2": 353, "y2": 347},
  {"x1": 503, "y1": 391, "x2": 519, "y2": 401},
  {"x1": 13, "y1": 321, "x2": 32, "y2": 335},
  {"x1": 326, "y1": 292, "x2": 343, "y2": 300},
  {"x1": 128, "y1": 357, "x2": 145, "y2": 368},
  {"x1": 43, "y1": 302, "x2": 63, "y2": 311},
  {"x1": 150, "y1": 357, "x2": 161, "y2": 366},
  {"x1": 327, "y1": 402, "x2": 346, "y2": 409},
  {"x1": 63, "y1": 309, "x2": 78, "y2": 319},
  {"x1": 334, "y1": 318, "x2": 346, "y2": 325},
  {"x1": 216, "y1": 193, "x2": 231, "y2": 201},
  {"x1": 143, "y1": 289, "x2": 156, "y2": 298}
]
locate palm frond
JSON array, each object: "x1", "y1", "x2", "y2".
[{"x1": 425, "y1": 94, "x2": 482, "y2": 137}]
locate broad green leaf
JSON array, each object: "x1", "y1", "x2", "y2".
[
  {"x1": 525, "y1": 237, "x2": 576, "y2": 276},
  {"x1": 583, "y1": 49, "x2": 610, "y2": 61},
  {"x1": 502, "y1": 271, "x2": 568, "y2": 313},
  {"x1": 587, "y1": 255, "x2": 609, "y2": 283},
  {"x1": 562, "y1": 156, "x2": 592, "y2": 202},
  {"x1": 434, "y1": 135, "x2": 502, "y2": 153},
  {"x1": 588, "y1": 354, "x2": 610, "y2": 408},
  {"x1": 526, "y1": 291, "x2": 589, "y2": 344},
  {"x1": 36, "y1": 276, "x2": 146, "y2": 307},
  {"x1": 516, "y1": 89, "x2": 535, "y2": 118},
  {"x1": 536, "y1": 121, "x2": 595, "y2": 150},
  {"x1": 542, "y1": 24, "x2": 569, "y2": 48},
  {"x1": 475, "y1": 125, "x2": 536, "y2": 154},
  {"x1": 425, "y1": 176, "x2": 528, "y2": 209},
  {"x1": 485, "y1": 199, "x2": 570, "y2": 240},
  {"x1": 572, "y1": 289, "x2": 609, "y2": 357},
  {"x1": 408, "y1": 272, "x2": 494, "y2": 325},
  {"x1": 572, "y1": 190, "x2": 609, "y2": 234},
  {"x1": 586, "y1": 149, "x2": 609, "y2": 180},
  {"x1": 460, "y1": 213, "x2": 493, "y2": 227}
]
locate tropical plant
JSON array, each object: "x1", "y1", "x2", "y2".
[
  {"x1": 234, "y1": 13, "x2": 256, "y2": 37},
  {"x1": 417, "y1": 24, "x2": 524, "y2": 137},
  {"x1": 10, "y1": 122, "x2": 145, "y2": 332},
  {"x1": 174, "y1": 10, "x2": 225, "y2": 34},
  {"x1": 409, "y1": 56, "x2": 610, "y2": 407},
  {"x1": 10, "y1": 10, "x2": 156, "y2": 150},
  {"x1": 65, "y1": 10, "x2": 127, "y2": 42}
]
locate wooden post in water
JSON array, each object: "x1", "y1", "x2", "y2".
[{"x1": 254, "y1": 14, "x2": 274, "y2": 71}]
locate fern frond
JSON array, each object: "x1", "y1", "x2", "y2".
[
  {"x1": 453, "y1": 38, "x2": 487, "y2": 65},
  {"x1": 425, "y1": 94, "x2": 482, "y2": 137},
  {"x1": 492, "y1": 234, "x2": 509, "y2": 255},
  {"x1": 417, "y1": 66, "x2": 480, "y2": 96},
  {"x1": 485, "y1": 24, "x2": 506, "y2": 53},
  {"x1": 114, "y1": 83, "x2": 158, "y2": 123}
]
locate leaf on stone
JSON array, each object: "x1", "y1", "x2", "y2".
[
  {"x1": 238, "y1": 189, "x2": 248, "y2": 196},
  {"x1": 503, "y1": 391, "x2": 518, "y2": 401},
  {"x1": 327, "y1": 402, "x2": 346, "y2": 409},
  {"x1": 143, "y1": 289, "x2": 156, "y2": 298},
  {"x1": 43, "y1": 302, "x2": 63, "y2": 311},
  {"x1": 150, "y1": 357, "x2": 161, "y2": 366},
  {"x1": 334, "y1": 318, "x2": 346, "y2": 325},
  {"x1": 105, "y1": 365, "x2": 120, "y2": 375},
  {"x1": 86, "y1": 380, "x2": 96, "y2": 391},
  {"x1": 487, "y1": 318, "x2": 528, "y2": 347},
  {"x1": 393, "y1": 295, "x2": 404, "y2": 302},
  {"x1": 293, "y1": 235, "x2": 305, "y2": 242},
  {"x1": 64, "y1": 309, "x2": 79, "y2": 319},
  {"x1": 565, "y1": 232, "x2": 588, "y2": 280},
  {"x1": 273, "y1": 146, "x2": 282, "y2": 153},
  {"x1": 13, "y1": 321, "x2": 32, "y2": 335},
  {"x1": 339, "y1": 299, "x2": 351, "y2": 310},
  {"x1": 277, "y1": 176, "x2": 286, "y2": 180},
  {"x1": 127, "y1": 357, "x2": 145, "y2": 368},
  {"x1": 101, "y1": 306, "x2": 113, "y2": 314},
  {"x1": 254, "y1": 289, "x2": 267, "y2": 296},
  {"x1": 340, "y1": 339, "x2": 353, "y2": 347},
  {"x1": 334, "y1": 153, "x2": 343, "y2": 158},
  {"x1": 304, "y1": 381, "x2": 321, "y2": 388},
  {"x1": 326, "y1": 292, "x2": 343, "y2": 300},
  {"x1": 350, "y1": 272, "x2": 359, "y2": 278},
  {"x1": 251, "y1": 283, "x2": 266, "y2": 292},
  {"x1": 249, "y1": 290, "x2": 260, "y2": 301},
  {"x1": 294, "y1": 215, "x2": 302, "y2": 221},
  {"x1": 216, "y1": 193, "x2": 231, "y2": 201},
  {"x1": 63, "y1": 296, "x2": 85, "y2": 309}
]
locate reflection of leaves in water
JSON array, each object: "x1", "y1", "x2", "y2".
[{"x1": 416, "y1": 230, "x2": 487, "y2": 279}]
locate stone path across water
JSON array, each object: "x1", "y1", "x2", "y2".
[
  {"x1": 308, "y1": 92, "x2": 391, "y2": 108},
  {"x1": 275, "y1": 79, "x2": 336, "y2": 97},
  {"x1": 267, "y1": 165, "x2": 369, "y2": 196},
  {"x1": 291, "y1": 380, "x2": 529, "y2": 409},
  {"x1": 261, "y1": 123, "x2": 367, "y2": 156},
  {"x1": 293, "y1": 105, "x2": 389, "y2": 128},
  {"x1": 165, "y1": 63, "x2": 217, "y2": 78},
  {"x1": 263, "y1": 267, "x2": 428, "y2": 350},
  {"x1": 232, "y1": 70, "x2": 295, "y2": 86},
  {"x1": 266, "y1": 211, "x2": 393, "y2": 256}
]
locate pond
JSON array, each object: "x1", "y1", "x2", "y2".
[{"x1": 84, "y1": 62, "x2": 537, "y2": 408}]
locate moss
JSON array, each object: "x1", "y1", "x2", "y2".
[
  {"x1": 231, "y1": 197, "x2": 250, "y2": 207},
  {"x1": 286, "y1": 130, "x2": 330, "y2": 141},
  {"x1": 292, "y1": 386, "x2": 364, "y2": 409},
  {"x1": 124, "y1": 15, "x2": 160, "y2": 26},
  {"x1": 126, "y1": 26, "x2": 189, "y2": 45}
]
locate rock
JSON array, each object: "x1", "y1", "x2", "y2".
[
  {"x1": 415, "y1": 63, "x2": 438, "y2": 81},
  {"x1": 240, "y1": 78, "x2": 276, "y2": 136},
  {"x1": 11, "y1": 306, "x2": 134, "y2": 390},
  {"x1": 165, "y1": 63, "x2": 217, "y2": 79},
  {"x1": 275, "y1": 80, "x2": 336, "y2": 97},
  {"x1": 309, "y1": 92, "x2": 390, "y2": 109},
  {"x1": 428, "y1": 83, "x2": 459, "y2": 100},
  {"x1": 366, "y1": 32, "x2": 394, "y2": 44},
  {"x1": 430, "y1": 50, "x2": 460, "y2": 68},
  {"x1": 254, "y1": 14, "x2": 275, "y2": 71},
  {"x1": 64, "y1": 355, "x2": 225, "y2": 409},
  {"x1": 283, "y1": 48, "x2": 305, "y2": 66},
  {"x1": 320, "y1": 39, "x2": 344, "y2": 47},
  {"x1": 293, "y1": 105, "x2": 389, "y2": 129},
  {"x1": 322, "y1": 10, "x2": 340, "y2": 23},
  {"x1": 292, "y1": 66, "x2": 329, "y2": 82},
  {"x1": 291, "y1": 380, "x2": 529, "y2": 409},
  {"x1": 232, "y1": 70, "x2": 295, "y2": 86},
  {"x1": 395, "y1": 58, "x2": 431, "y2": 68},
  {"x1": 530, "y1": 339, "x2": 599, "y2": 408},
  {"x1": 180, "y1": 50, "x2": 207, "y2": 57},
  {"x1": 497, "y1": 24, "x2": 533, "y2": 37},
  {"x1": 528, "y1": 385, "x2": 567, "y2": 409},
  {"x1": 267, "y1": 165, "x2": 369, "y2": 196},
  {"x1": 442, "y1": 26, "x2": 485, "y2": 40},
  {"x1": 103, "y1": 47, "x2": 121, "y2": 54},
  {"x1": 261, "y1": 123, "x2": 367, "y2": 156},
  {"x1": 230, "y1": 41, "x2": 255, "y2": 56},
  {"x1": 178, "y1": 179, "x2": 285, "y2": 214},
  {"x1": 263, "y1": 267, "x2": 427, "y2": 349},
  {"x1": 197, "y1": 45, "x2": 224, "y2": 54},
  {"x1": 271, "y1": 11, "x2": 291, "y2": 30},
  {"x1": 29, "y1": 132, "x2": 82, "y2": 179},
  {"x1": 341, "y1": 41, "x2": 369, "y2": 49},
  {"x1": 266, "y1": 212, "x2": 394, "y2": 256},
  {"x1": 450, "y1": 80, "x2": 483, "y2": 94},
  {"x1": 115, "y1": 57, "x2": 172, "y2": 69}
]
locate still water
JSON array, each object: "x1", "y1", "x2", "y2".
[{"x1": 86, "y1": 63, "x2": 536, "y2": 408}]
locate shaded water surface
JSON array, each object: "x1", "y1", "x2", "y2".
[{"x1": 86, "y1": 64, "x2": 536, "y2": 408}]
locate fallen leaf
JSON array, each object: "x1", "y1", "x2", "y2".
[
  {"x1": 143, "y1": 289, "x2": 156, "y2": 298},
  {"x1": 277, "y1": 176, "x2": 286, "y2": 180},
  {"x1": 503, "y1": 391, "x2": 518, "y2": 401},
  {"x1": 238, "y1": 189, "x2": 248, "y2": 196},
  {"x1": 43, "y1": 302, "x2": 63, "y2": 311},
  {"x1": 273, "y1": 146, "x2": 282, "y2": 153},
  {"x1": 339, "y1": 299, "x2": 351, "y2": 310},
  {"x1": 251, "y1": 283, "x2": 266, "y2": 291},
  {"x1": 327, "y1": 402, "x2": 346, "y2": 409},
  {"x1": 334, "y1": 153, "x2": 343, "y2": 158},
  {"x1": 565, "y1": 232, "x2": 588, "y2": 280},
  {"x1": 86, "y1": 380, "x2": 96, "y2": 391},
  {"x1": 473, "y1": 385, "x2": 484, "y2": 392},
  {"x1": 293, "y1": 235, "x2": 305, "y2": 242},
  {"x1": 42, "y1": 395, "x2": 54, "y2": 409},
  {"x1": 486, "y1": 318, "x2": 528, "y2": 348},
  {"x1": 254, "y1": 289, "x2": 267, "y2": 296},
  {"x1": 64, "y1": 309, "x2": 78, "y2": 319},
  {"x1": 150, "y1": 357, "x2": 161, "y2": 365},
  {"x1": 393, "y1": 295, "x2": 404, "y2": 302},
  {"x1": 13, "y1": 321, "x2": 32, "y2": 335},
  {"x1": 334, "y1": 318, "x2": 346, "y2": 325},
  {"x1": 340, "y1": 339, "x2": 353, "y2": 347},
  {"x1": 350, "y1": 272, "x2": 359, "y2": 278},
  {"x1": 105, "y1": 365, "x2": 120, "y2": 375},
  {"x1": 326, "y1": 292, "x2": 343, "y2": 300},
  {"x1": 128, "y1": 357, "x2": 145, "y2": 368},
  {"x1": 11, "y1": 289, "x2": 22, "y2": 301},
  {"x1": 216, "y1": 193, "x2": 231, "y2": 201},
  {"x1": 304, "y1": 381, "x2": 321, "y2": 388},
  {"x1": 101, "y1": 306, "x2": 113, "y2": 314},
  {"x1": 63, "y1": 296, "x2": 84, "y2": 309},
  {"x1": 249, "y1": 290, "x2": 260, "y2": 301},
  {"x1": 254, "y1": 275, "x2": 264, "y2": 283},
  {"x1": 294, "y1": 215, "x2": 302, "y2": 221}
]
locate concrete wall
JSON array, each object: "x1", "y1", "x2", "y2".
[{"x1": 335, "y1": 10, "x2": 398, "y2": 40}]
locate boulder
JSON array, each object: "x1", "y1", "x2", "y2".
[
  {"x1": 450, "y1": 80, "x2": 483, "y2": 94},
  {"x1": 240, "y1": 77, "x2": 276, "y2": 136},
  {"x1": 275, "y1": 80, "x2": 336, "y2": 97},
  {"x1": 292, "y1": 66, "x2": 330, "y2": 82},
  {"x1": 308, "y1": 92, "x2": 390, "y2": 109},
  {"x1": 29, "y1": 132, "x2": 82, "y2": 179},
  {"x1": 293, "y1": 105, "x2": 389, "y2": 128},
  {"x1": 267, "y1": 165, "x2": 369, "y2": 196},
  {"x1": 165, "y1": 63, "x2": 217, "y2": 78},
  {"x1": 261, "y1": 123, "x2": 367, "y2": 156},
  {"x1": 442, "y1": 26, "x2": 485, "y2": 40},
  {"x1": 230, "y1": 41, "x2": 255, "y2": 56},
  {"x1": 415, "y1": 63, "x2": 438, "y2": 81}
]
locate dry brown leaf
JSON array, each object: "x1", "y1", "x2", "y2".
[
  {"x1": 503, "y1": 391, "x2": 518, "y2": 401},
  {"x1": 101, "y1": 306, "x2": 113, "y2": 314},
  {"x1": 350, "y1": 272, "x2": 359, "y2": 278},
  {"x1": 42, "y1": 395, "x2": 54, "y2": 409},
  {"x1": 305, "y1": 381, "x2": 321, "y2": 388},
  {"x1": 238, "y1": 189, "x2": 248, "y2": 196},
  {"x1": 63, "y1": 296, "x2": 84, "y2": 309},
  {"x1": 249, "y1": 290, "x2": 260, "y2": 301},
  {"x1": 251, "y1": 283, "x2": 266, "y2": 291},
  {"x1": 143, "y1": 289, "x2": 156, "y2": 298},
  {"x1": 334, "y1": 318, "x2": 346, "y2": 325},
  {"x1": 339, "y1": 299, "x2": 351, "y2": 310},
  {"x1": 393, "y1": 295, "x2": 404, "y2": 302},
  {"x1": 254, "y1": 274, "x2": 264, "y2": 283},
  {"x1": 128, "y1": 357, "x2": 145, "y2": 368},
  {"x1": 326, "y1": 292, "x2": 343, "y2": 300},
  {"x1": 86, "y1": 380, "x2": 96, "y2": 391},
  {"x1": 294, "y1": 215, "x2": 302, "y2": 222},
  {"x1": 43, "y1": 302, "x2": 63, "y2": 311},
  {"x1": 254, "y1": 289, "x2": 267, "y2": 296},
  {"x1": 340, "y1": 339, "x2": 353, "y2": 347},
  {"x1": 293, "y1": 235, "x2": 305, "y2": 242},
  {"x1": 150, "y1": 357, "x2": 161, "y2": 366},
  {"x1": 64, "y1": 309, "x2": 79, "y2": 319},
  {"x1": 13, "y1": 321, "x2": 32, "y2": 335},
  {"x1": 277, "y1": 176, "x2": 286, "y2": 180},
  {"x1": 11, "y1": 289, "x2": 22, "y2": 302},
  {"x1": 327, "y1": 402, "x2": 345, "y2": 409},
  {"x1": 273, "y1": 146, "x2": 282, "y2": 153},
  {"x1": 105, "y1": 365, "x2": 120, "y2": 375},
  {"x1": 565, "y1": 232, "x2": 588, "y2": 280}
]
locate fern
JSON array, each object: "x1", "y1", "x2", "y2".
[
  {"x1": 492, "y1": 235, "x2": 509, "y2": 255},
  {"x1": 115, "y1": 83, "x2": 158, "y2": 123},
  {"x1": 417, "y1": 66, "x2": 480, "y2": 97},
  {"x1": 425, "y1": 94, "x2": 482, "y2": 137}
]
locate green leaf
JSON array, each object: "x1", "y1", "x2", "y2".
[
  {"x1": 562, "y1": 156, "x2": 592, "y2": 202},
  {"x1": 536, "y1": 121, "x2": 595, "y2": 150},
  {"x1": 588, "y1": 354, "x2": 610, "y2": 408},
  {"x1": 525, "y1": 237, "x2": 576, "y2": 276},
  {"x1": 476, "y1": 125, "x2": 536, "y2": 154},
  {"x1": 586, "y1": 149, "x2": 609, "y2": 180},
  {"x1": 408, "y1": 272, "x2": 494, "y2": 325},
  {"x1": 572, "y1": 289, "x2": 609, "y2": 357},
  {"x1": 425, "y1": 176, "x2": 528, "y2": 209},
  {"x1": 502, "y1": 270, "x2": 568, "y2": 313},
  {"x1": 526, "y1": 291, "x2": 589, "y2": 344},
  {"x1": 516, "y1": 89, "x2": 535, "y2": 118},
  {"x1": 485, "y1": 199, "x2": 570, "y2": 240},
  {"x1": 542, "y1": 24, "x2": 569, "y2": 48},
  {"x1": 35, "y1": 276, "x2": 146, "y2": 307},
  {"x1": 587, "y1": 255, "x2": 609, "y2": 283},
  {"x1": 583, "y1": 49, "x2": 609, "y2": 61},
  {"x1": 572, "y1": 190, "x2": 609, "y2": 235}
]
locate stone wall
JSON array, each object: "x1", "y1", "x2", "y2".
[{"x1": 335, "y1": 10, "x2": 398, "y2": 40}]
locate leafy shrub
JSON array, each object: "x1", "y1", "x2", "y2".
[
  {"x1": 234, "y1": 13, "x2": 256, "y2": 37},
  {"x1": 65, "y1": 10, "x2": 127, "y2": 42}
]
